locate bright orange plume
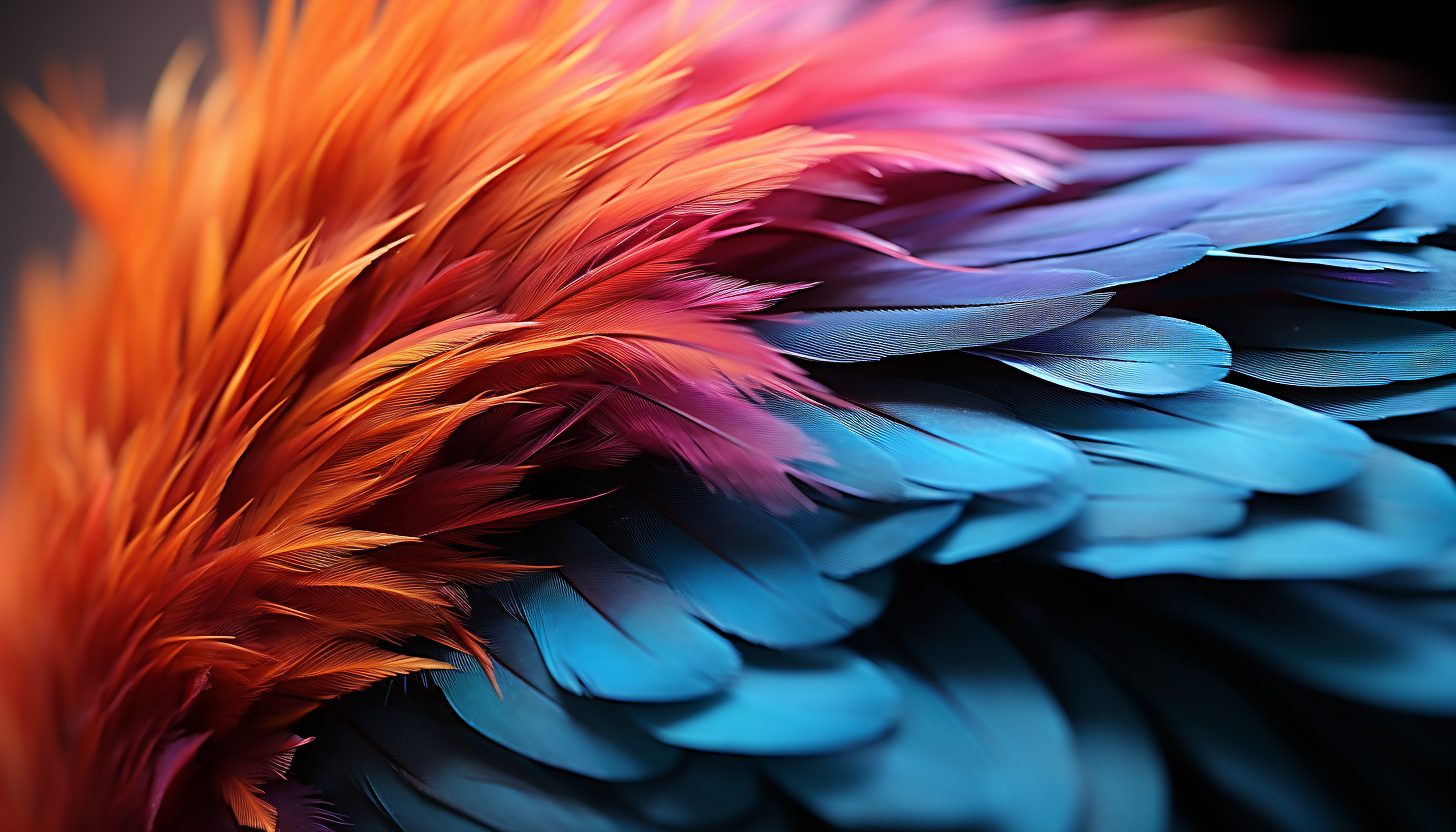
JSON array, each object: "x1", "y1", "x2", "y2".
[{"x1": 0, "y1": 2, "x2": 846, "y2": 829}]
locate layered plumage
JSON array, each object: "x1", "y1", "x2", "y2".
[{"x1": 1, "y1": 1, "x2": 1453, "y2": 831}]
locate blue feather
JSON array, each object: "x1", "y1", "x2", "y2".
[
  {"x1": 1062, "y1": 444, "x2": 1456, "y2": 580},
  {"x1": 1224, "y1": 241, "x2": 1436, "y2": 272},
  {"x1": 1180, "y1": 184, "x2": 1388, "y2": 249},
  {"x1": 912, "y1": 480, "x2": 1085, "y2": 564},
  {"x1": 752, "y1": 293, "x2": 1111, "y2": 361},
  {"x1": 762, "y1": 397, "x2": 908, "y2": 501},
  {"x1": 1264, "y1": 245, "x2": 1456, "y2": 311},
  {"x1": 427, "y1": 615, "x2": 681, "y2": 781},
  {"x1": 621, "y1": 645, "x2": 899, "y2": 756},
  {"x1": 964, "y1": 369, "x2": 1373, "y2": 494},
  {"x1": 1297, "y1": 225, "x2": 1440, "y2": 244},
  {"x1": 502, "y1": 520, "x2": 741, "y2": 703},
  {"x1": 1111, "y1": 142, "x2": 1381, "y2": 196},
  {"x1": 763, "y1": 656, "x2": 1006, "y2": 830},
  {"x1": 824, "y1": 372, "x2": 1084, "y2": 496},
  {"x1": 1067, "y1": 457, "x2": 1250, "y2": 543},
  {"x1": 821, "y1": 567, "x2": 896, "y2": 631},
  {"x1": 905, "y1": 189, "x2": 1215, "y2": 262},
  {"x1": 974, "y1": 308, "x2": 1231, "y2": 396},
  {"x1": 1017, "y1": 632, "x2": 1169, "y2": 832},
  {"x1": 320, "y1": 689, "x2": 652, "y2": 832},
  {"x1": 581, "y1": 475, "x2": 863, "y2": 649},
  {"x1": 1377, "y1": 145, "x2": 1456, "y2": 227},
  {"x1": 786, "y1": 494, "x2": 963, "y2": 578},
  {"x1": 1274, "y1": 374, "x2": 1456, "y2": 421},
  {"x1": 1367, "y1": 408, "x2": 1456, "y2": 445},
  {"x1": 765, "y1": 590, "x2": 1081, "y2": 832},
  {"x1": 1193, "y1": 303, "x2": 1456, "y2": 387},
  {"x1": 782, "y1": 233, "x2": 1208, "y2": 309}
]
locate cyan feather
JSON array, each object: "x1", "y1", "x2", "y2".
[
  {"x1": 1061, "y1": 444, "x2": 1456, "y2": 580},
  {"x1": 581, "y1": 476, "x2": 861, "y2": 649},
  {"x1": 502, "y1": 520, "x2": 742, "y2": 703},
  {"x1": 428, "y1": 615, "x2": 681, "y2": 781},
  {"x1": 963, "y1": 368, "x2": 1373, "y2": 495},
  {"x1": 973, "y1": 308, "x2": 1231, "y2": 396},
  {"x1": 621, "y1": 645, "x2": 900, "y2": 756}
]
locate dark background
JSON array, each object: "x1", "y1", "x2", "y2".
[{"x1": 1, "y1": 0, "x2": 1451, "y2": 333}]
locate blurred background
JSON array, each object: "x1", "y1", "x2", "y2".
[{"x1": 1, "y1": 0, "x2": 1451, "y2": 359}]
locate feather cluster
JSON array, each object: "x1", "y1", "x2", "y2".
[{"x1": 2, "y1": 2, "x2": 1454, "y2": 832}]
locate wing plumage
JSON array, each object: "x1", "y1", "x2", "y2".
[{"x1": 2, "y1": 2, "x2": 1455, "y2": 832}]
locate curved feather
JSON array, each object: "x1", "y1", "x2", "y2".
[
  {"x1": 1016, "y1": 631, "x2": 1169, "y2": 832},
  {"x1": 580, "y1": 476, "x2": 861, "y2": 649},
  {"x1": 787, "y1": 495, "x2": 964, "y2": 578},
  {"x1": 1273, "y1": 374, "x2": 1456, "y2": 421},
  {"x1": 1088, "y1": 620, "x2": 1354, "y2": 832},
  {"x1": 764, "y1": 590, "x2": 1081, "y2": 832},
  {"x1": 912, "y1": 481, "x2": 1086, "y2": 564},
  {"x1": 1264, "y1": 245, "x2": 1456, "y2": 310},
  {"x1": 1193, "y1": 303, "x2": 1456, "y2": 387},
  {"x1": 622, "y1": 645, "x2": 899, "y2": 756},
  {"x1": 1062, "y1": 444, "x2": 1456, "y2": 580},
  {"x1": 964, "y1": 368, "x2": 1373, "y2": 494},
  {"x1": 785, "y1": 233, "x2": 1210, "y2": 310},
  {"x1": 501, "y1": 520, "x2": 742, "y2": 703},
  {"x1": 753, "y1": 293, "x2": 1112, "y2": 361},
  {"x1": 613, "y1": 755, "x2": 763, "y2": 830},
  {"x1": 1067, "y1": 458, "x2": 1251, "y2": 544},
  {"x1": 428, "y1": 617, "x2": 681, "y2": 781},
  {"x1": 974, "y1": 308, "x2": 1231, "y2": 396}
]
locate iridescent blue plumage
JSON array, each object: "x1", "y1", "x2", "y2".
[{"x1": 294, "y1": 134, "x2": 1456, "y2": 832}]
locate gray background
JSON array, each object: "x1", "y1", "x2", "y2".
[{"x1": 0, "y1": 0, "x2": 212, "y2": 340}]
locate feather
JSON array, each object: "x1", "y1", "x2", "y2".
[
  {"x1": 622, "y1": 645, "x2": 899, "y2": 757},
  {"x1": 1263, "y1": 245, "x2": 1456, "y2": 310},
  {"x1": 974, "y1": 308, "x2": 1231, "y2": 396},
  {"x1": 904, "y1": 189, "x2": 1217, "y2": 263},
  {"x1": 1182, "y1": 185, "x2": 1390, "y2": 250},
  {"x1": 764, "y1": 590, "x2": 1081, "y2": 832},
  {"x1": 427, "y1": 616, "x2": 681, "y2": 782},
  {"x1": 762, "y1": 397, "x2": 908, "y2": 501},
  {"x1": 753, "y1": 293, "x2": 1113, "y2": 362},
  {"x1": 785, "y1": 233, "x2": 1210, "y2": 310},
  {"x1": 580, "y1": 475, "x2": 862, "y2": 649},
  {"x1": 911, "y1": 481, "x2": 1086, "y2": 564},
  {"x1": 1062, "y1": 444, "x2": 1456, "y2": 580},
  {"x1": 1067, "y1": 458, "x2": 1251, "y2": 544},
  {"x1": 821, "y1": 372, "x2": 1084, "y2": 496},
  {"x1": 964, "y1": 368, "x2": 1373, "y2": 495},
  {"x1": 1017, "y1": 635, "x2": 1169, "y2": 832},
  {"x1": 311, "y1": 689, "x2": 648, "y2": 832},
  {"x1": 1367, "y1": 409, "x2": 1456, "y2": 445},
  {"x1": 1272, "y1": 375, "x2": 1456, "y2": 421},
  {"x1": 787, "y1": 495, "x2": 963, "y2": 578},
  {"x1": 1110, "y1": 142, "x2": 1382, "y2": 197},
  {"x1": 502, "y1": 520, "x2": 741, "y2": 703},
  {"x1": 1192, "y1": 303, "x2": 1456, "y2": 387}
]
